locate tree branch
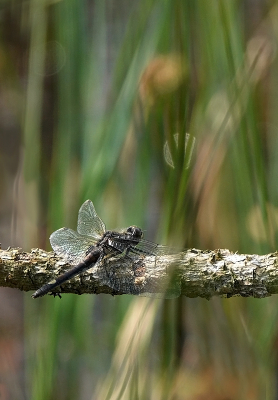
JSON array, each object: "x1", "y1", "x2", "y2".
[{"x1": 1, "y1": 247, "x2": 278, "y2": 299}]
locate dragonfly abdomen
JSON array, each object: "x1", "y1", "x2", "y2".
[{"x1": 32, "y1": 248, "x2": 101, "y2": 298}]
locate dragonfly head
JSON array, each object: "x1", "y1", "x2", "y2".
[{"x1": 126, "y1": 226, "x2": 143, "y2": 239}]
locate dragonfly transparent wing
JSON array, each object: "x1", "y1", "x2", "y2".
[
  {"x1": 95, "y1": 251, "x2": 181, "y2": 299},
  {"x1": 106, "y1": 234, "x2": 174, "y2": 257},
  {"x1": 50, "y1": 227, "x2": 96, "y2": 264},
  {"x1": 131, "y1": 239, "x2": 175, "y2": 257},
  {"x1": 77, "y1": 200, "x2": 106, "y2": 239}
]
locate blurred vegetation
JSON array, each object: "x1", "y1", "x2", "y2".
[{"x1": 1, "y1": 0, "x2": 278, "y2": 399}]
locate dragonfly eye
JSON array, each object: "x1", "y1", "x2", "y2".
[{"x1": 126, "y1": 226, "x2": 143, "y2": 239}]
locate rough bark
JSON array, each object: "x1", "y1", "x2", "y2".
[
  {"x1": 0, "y1": 249, "x2": 278, "y2": 299},
  {"x1": 1, "y1": 247, "x2": 278, "y2": 299}
]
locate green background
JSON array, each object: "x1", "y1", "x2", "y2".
[{"x1": 0, "y1": 0, "x2": 278, "y2": 399}]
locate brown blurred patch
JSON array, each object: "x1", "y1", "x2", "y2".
[
  {"x1": 171, "y1": 367, "x2": 258, "y2": 400},
  {"x1": 139, "y1": 54, "x2": 187, "y2": 108}
]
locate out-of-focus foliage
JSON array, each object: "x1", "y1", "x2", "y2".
[{"x1": 1, "y1": 0, "x2": 278, "y2": 399}]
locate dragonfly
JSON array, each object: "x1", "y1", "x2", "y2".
[{"x1": 32, "y1": 200, "x2": 180, "y2": 299}]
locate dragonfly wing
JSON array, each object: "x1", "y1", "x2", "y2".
[
  {"x1": 95, "y1": 254, "x2": 181, "y2": 299},
  {"x1": 111, "y1": 235, "x2": 174, "y2": 257},
  {"x1": 77, "y1": 200, "x2": 106, "y2": 239},
  {"x1": 132, "y1": 240, "x2": 171, "y2": 256},
  {"x1": 50, "y1": 227, "x2": 96, "y2": 264}
]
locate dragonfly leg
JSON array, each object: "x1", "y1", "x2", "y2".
[{"x1": 50, "y1": 292, "x2": 62, "y2": 299}]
